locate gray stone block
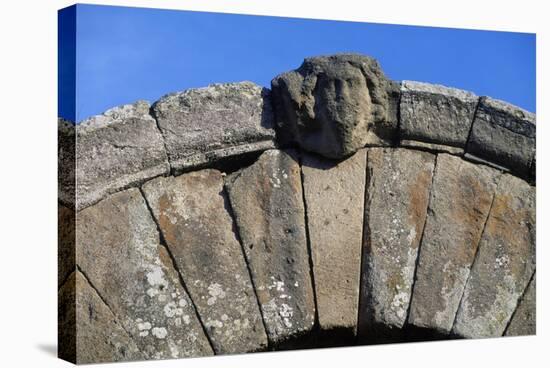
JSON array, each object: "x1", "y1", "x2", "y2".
[
  {"x1": 505, "y1": 274, "x2": 536, "y2": 336},
  {"x1": 152, "y1": 82, "x2": 276, "y2": 175},
  {"x1": 465, "y1": 96, "x2": 535, "y2": 178},
  {"x1": 358, "y1": 148, "x2": 435, "y2": 340},
  {"x1": 225, "y1": 150, "x2": 315, "y2": 345},
  {"x1": 74, "y1": 101, "x2": 170, "y2": 210},
  {"x1": 452, "y1": 174, "x2": 535, "y2": 338},
  {"x1": 76, "y1": 188, "x2": 213, "y2": 360},
  {"x1": 301, "y1": 149, "x2": 367, "y2": 336},
  {"x1": 58, "y1": 271, "x2": 145, "y2": 364},
  {"x1": 400, "y1": 81, "x2": 478, "y2": 154},
  {"x1": 58, "y1": 118, "x2": 75, "y2": 207},
  {"x1": 408, "y1": 154, "x2": 500, "y2": 334},
  {"x1": 58, "y1": 204, "x2": 75, "y2": 288},
  {"x1": 142, "y1": 170, "x2": 268, "y2": 354},
  {"x1": 271, "y1": 54, "x2": 398, "y2": 159}
]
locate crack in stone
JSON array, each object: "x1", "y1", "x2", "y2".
[
  {"x1": 448, "y1": 189, "x2": 498, "y2": 336},
  {"x1": 75, "y1": 266, "x2": 145, "y2": 356},
  {"x1": 137, "y1": 186, "x2": 217, "y2": 355},
  {"x1": 404, "y1": 153, "x2": 438, "y2": 327}
]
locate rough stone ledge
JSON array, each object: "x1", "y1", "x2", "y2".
[
  {"x1": 399, "y1": 80, "x2": 479, "y2": 155},
  {"x1": 465, "y1": 96, "x2": 536, "y2": 179},
  {"x1": 152, "y1": 81, "x2": 277, "y2": 176},
  {"x1": 58, "y1": 54, "x2": 536, "y2": 211}
]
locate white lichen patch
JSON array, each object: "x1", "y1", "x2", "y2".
[
  {"x1": 146, "y1": 267, "x2": 168, "y2": 288},
  {"x1": 164, "y1": 301, "x2": 184, "y2": 318},
  {"x1": 207, "y1": 283, "x2": 226, "y2": 305},
  {"x1": 152, "y1": 327, "x2": 168, "y2": 339},
  {"x1": 137, "y1": 321, "x2": 152, "y2": 331}
]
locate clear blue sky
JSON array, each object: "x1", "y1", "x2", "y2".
[{"x1": 59, "y1": 4, "x2": 536, "y2": 122}]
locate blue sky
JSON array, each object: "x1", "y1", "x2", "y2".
[{"x1": 59, "y1": 4, "x2": 536, "y2": 122}]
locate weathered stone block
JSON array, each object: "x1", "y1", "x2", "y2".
[
  {"x1": 505, "y1": 274, "x2": 536, "y2": 336},
  {"x1": 59, "y1": 271, "x2": 144, "y2": 364},
  {"x1": 142, "y1": 170, "x2": 268, "y2": 354},
  {"x1": 408, "y1": 154, "x2": 499, "y2": 334},
  {"x1": 465, "y1": 96, "x2": 536, "y2": 178},
  {"x1": 152, "y1": 82, "x2": 276, "y2": 174},
  {"x1": 358, "y1": 148, "x2": 435, "y2": 340},
  {"x1": 225, "y1": 150, "x2": 315, "y2": 345},
  {"x1": 271, "y1": 54, "x2": 398, "y2": 159},
  {"x1": 58, "y1": 118, "x2": 76, "y2": 207},
  {"x1": 76, "y1": 188, "x2": 213, "y2": 360},
  {"x1": 58, "y1": 204, "x2": 75, "y2": 288},
  {"x1": 400, "y1": 81, "x2": 478, "y2": 154},
  {"x1": 301, "y1": 149, "x2": 367, "y2": 336},
  {"x1": 74, "y1": 101, "x2": 170, "y2": 210},
  {"x1": 452, "y1": 174, "x2": 535, "y2": 338}
]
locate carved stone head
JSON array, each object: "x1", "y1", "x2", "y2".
[{"x1": 271, "y1": 54, "x2": 398, "y2": 159}]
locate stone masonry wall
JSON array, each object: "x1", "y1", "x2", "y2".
[{"x1": 58, "y1": 54, "x2": 536, "y2": 364}]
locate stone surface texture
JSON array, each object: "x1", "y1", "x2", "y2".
[
  {"x1": 505, "y1": 274, "x2": 536, "y2": 336},
  {"x1": 452, "y1": 174, "x2": 536, "y2": 338},
  {"x1": 61, "y1": 271, "x2": 145, "y2": 364},
  {"x1": 152, "y1": 82, "x2": 276, "y2": 174},
  {"x1": 74, "y1": 101, "x2": 170, "y2": 210},
  {"x1": 142, "y1": 170, "x2": 268, "y2": 354},
  {"x1": 358, "y1": 148, "x2": 435, "y2": 339},
  {"x1": 58, "y1": 54, "x2": 538, "y2": 363},
  {"x1": 408, "y1": 154, "x2": 499, "y2": 334},
  {"x1": 301, "y1": 149, "x2": 367, "y2": 335},
  {"x1": 58, "y1": 118, "x2": 76, "y2": 207},
  {"x1": 271, "y1": 54, "x2": 398, "y2": 159},
  {"x1": 58, "y1": 204, "x2": 75, "y2": 287},
  {"x1": 76, "y1": 188, "x2": 213, "y2": 360},
  {"x1": 400, "y1": 81, "x2": 478, "y2": 154},
  {"x1": 225, "y1": 150, "x2": 315, "y2": 345},
  {"x1": 466, "y1": 96, "x2": 536, "y2": 178}
]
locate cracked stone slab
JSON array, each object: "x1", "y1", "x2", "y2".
[
  {"x1": 301, "y1": 149, "x2": 366, "y2": 336},
  {"x1": 271, "y1": 54, "x2": 399, "y2": 159},
  {"x1": 58, "y1": 271, "x2": 144, "y2": 364},
  {"x1": 152, "y1": 82, "x2": 276, "y2": 175},
  {"x1": 400, "y1": 81, "x2": 478, "y2": 154},
  {"x1": 505, "y1": 274, "x2": 536, "y2": 336},
  {"x1": 58, "y1": 204, "x2": 75, "y2": 288},
  {"x1": 76, "y1": 188, "x2": 213, "y2": 360},
  {"x1": 452, "y1": 174, "x2": 535, "y2": 338},
  {"x1": 358, "y1": 148, "x2": 435, "y2": 340},
  {"x1": 73, "y1": 101, "x2": 170, "y2": 210},
  {"x1": 465, "y1": 96, "x2": 536, "y2": 178},
  {"x1": 142, "y1": 170, "x2": 268, "y2": 354},
  {"x1": 408, "y1": 154, "x2": 500, "y2": 334},
  {"x1": 225, "y1": 150, "x2": 315, "y2": 345}
]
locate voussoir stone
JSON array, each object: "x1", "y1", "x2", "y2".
[
  {"x1": 465, "y1": 96, "x2": 536, "y2": 178},
  {"x1": 225, "y1": 150, "x2": 316, "y2": 345},
  {"x1": 408, "y1": 154, "x2": 500, "y2": 334},
  {"x1": 505, "y1": 274, "x2": 536, "y2": 336},
  {"x1": 152, "y1": 82, "x2": 276, "y2": 175},
  {"x1": 452, "y1": 174, "x2": 535, "y2": 338},
  {"x1": 142, "y1": 170, "x2": 268, "y2": 354},
  {"x1": 301, "y1": 149, "x2": 367, "y2": 336},
  {"x1": 358, "y1": 148, "x2": 435, "y2": 340},
  {"x1": 59, "y1": 271, "x2": 145, "y2": 364},
  {"x1": 74, "y1": 101, "x2": 170, "y2": 210},
  {"x1": 271, "y1": 54, "x2": 399, "y2": 159},
  {"x1": 76, "y1": 188, "x2": 213, "y2": 360},
  {"x1": 400, "y1": 81, "x2": 478, "y2": 154}
]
